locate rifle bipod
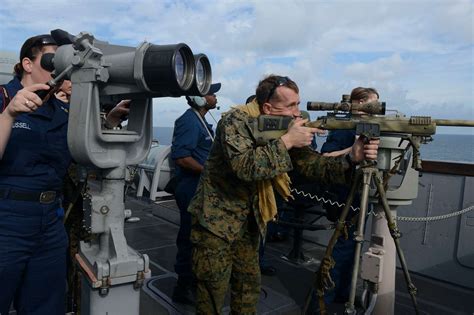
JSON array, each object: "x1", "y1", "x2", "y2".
[{"x1": 303, "y1": 163, "x2": 420, "y2": 315}]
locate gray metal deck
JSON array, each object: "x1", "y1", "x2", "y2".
[{"x1": 124, "y1": 196, "x2": 474, "y2": 315}]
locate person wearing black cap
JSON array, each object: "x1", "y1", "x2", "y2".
[
  {"x1": 0, "y1": 34, "x2": 126, "y2": 315},
  {"x1": 170, "y1": 83, "x2": 221, "y2": 305},
  {"x1": 0, "y1": 34, "x2": 70, "y2": 315}
]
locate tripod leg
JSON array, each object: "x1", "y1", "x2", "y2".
[
  {"x1": 304, "y1": 171, "x2": 362, "y2": 315},
  {"x1": 328, "y1": 170, "x2": 363, "y2": 257},
  {"x1": 345, "y1": 168, "x2": 374, "y2": 315},
  {"x1": 373, "y1": 172, "x2": 420, "y2": 315}
]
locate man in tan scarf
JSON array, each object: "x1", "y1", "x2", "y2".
[{"x1": 188, "y1": 74, "x2": 379, "y2": 315}]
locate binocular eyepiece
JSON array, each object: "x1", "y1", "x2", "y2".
[{"x1": 307, "y1": 94, "x2": 386, "y2": 115}]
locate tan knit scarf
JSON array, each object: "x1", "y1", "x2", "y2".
[{"x1": 233, "y1": 100, "x2": 292, "y2": 223}]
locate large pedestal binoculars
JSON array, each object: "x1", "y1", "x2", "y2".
[
  {"x1": 42, "y1": 29, "x2": 213, "y2": 168},
  {"x1": 47, "y1": 29, "x2": 213, "y2": 98},
  {"x1": 40, "y1": 30, "x2": 216, "y2": 314}
]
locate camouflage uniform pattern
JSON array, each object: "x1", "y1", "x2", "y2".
[
  {"x1": 189, "y1": 109, "x2": 352, "y2": 314},
  {"x1": 192, "y1": 221, "x2": 260, "y2": 315}
]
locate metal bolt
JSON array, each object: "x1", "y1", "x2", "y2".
[
  {"x1": 99, "y1": 287, "x2": 109, "y2": 297},
  {"x1": 100, "y1": 205, "x2": 109, "y2": 214}
]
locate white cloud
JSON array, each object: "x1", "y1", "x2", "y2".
[
  {"x1": 0, "y1": 0, "x2": 471, "y2": 134},
  {"x1": 344, "y1": 54, "x2": 405, "y2": 81}
]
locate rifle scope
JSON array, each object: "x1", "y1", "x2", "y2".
[{"x1": 307, "y1": 100, "x2": 386, "y2": 115}]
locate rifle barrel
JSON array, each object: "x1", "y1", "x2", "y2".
[{"x1": 434, "y1": 119, "x2": 474, "y2": 127}]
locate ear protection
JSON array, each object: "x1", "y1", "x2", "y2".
[{"x1": 188, "y1": 96, "x2": 207, "y2": 108}]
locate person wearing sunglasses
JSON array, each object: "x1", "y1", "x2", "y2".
[{"x1": 187, "y1": 74, "x2": 379, "y2": 314}]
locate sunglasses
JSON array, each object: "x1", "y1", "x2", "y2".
[{"x1": 266, "y1": 76, "x2": 290, "y2": 102}]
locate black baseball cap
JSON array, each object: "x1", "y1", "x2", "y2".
[
  {"x1": 206, "y1": 83, "x2": 221, "y2": 95},
  {"x1": 20, "y1": 34, "x2": 57, "y2": 60}
]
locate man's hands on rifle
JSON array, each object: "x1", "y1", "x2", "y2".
[
  {"x1": 350, "y1": 137, "x2": 380, "y2": 163},
  {"x1": 281, "y1": 118, "x2": 323, "y2": 149}
]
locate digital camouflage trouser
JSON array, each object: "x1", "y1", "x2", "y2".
[{"x1": 191, "y1": 221, "x2": 261, "y2": 315}]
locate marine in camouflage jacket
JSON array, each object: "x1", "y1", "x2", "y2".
[{"x1": 188, "y1": 109, "x2": 352, "y2": 242}]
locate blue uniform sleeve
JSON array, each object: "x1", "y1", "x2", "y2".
[
  {"x1": 0, "y1": 90, "x2": 5, "y2": 114},
  {"x1": 311, "y1": 136, "x2": 318, "y2": 150},
  {"x1": 321, "y1": 130, "x2": 356, "y2": 153},
  {"x1": 171, "y1": 113, "x2": 200, "y2": 160}
]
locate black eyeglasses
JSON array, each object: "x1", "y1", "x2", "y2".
[
  {"x1": 266, "y1": 76, "x2": 290, "y2": 102},
  {"x1": 20, "y1": 35, "x2": 57, "y2": 60}
]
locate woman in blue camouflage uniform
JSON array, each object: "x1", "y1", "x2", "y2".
[
  {"x1": 0, "y1": 34, "x2": 71, "y2": 315},
  {"x1": 0, "y1": 34, "x2": 125, "y2": 315}
]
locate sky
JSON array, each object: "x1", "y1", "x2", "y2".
[{"x1": 0, "y1": 0, "x2": 473, "y2": 135}]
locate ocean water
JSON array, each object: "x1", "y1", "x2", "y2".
[
  {"x1": 153, "y1": 127, "x2": 473, "y2": 163},
  {"x1": 418, "y1": 134, "x2": 473, "y2": 163}
]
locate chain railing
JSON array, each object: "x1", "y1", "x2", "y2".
[{"x1": 290, "y1": 187, "x2": 474, "y2": 222}]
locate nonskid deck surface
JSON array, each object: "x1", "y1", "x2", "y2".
[{"x1": 125, "y1": 196, "x2": 473, "y2": 315}]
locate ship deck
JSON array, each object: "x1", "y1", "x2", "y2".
[{"x1": 124, "y1": 194, "x2": 474, "y2": 315}]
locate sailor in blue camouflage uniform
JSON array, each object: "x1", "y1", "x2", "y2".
[
  {"x1": 188, "y1": 75, "x2": 380, "y2": 314},
  {"x1": 0, "y1": 34, "x2": 128, "y2": 315},
  {"x1": 320, "y1": 87, "x2": 380, "y2": 306},
  {"x1": 0, "y1": 34, "x2": 71, "y2": 315},
  {"x1": 170, "y1": 82, "x2": 221, "y2": 305}
]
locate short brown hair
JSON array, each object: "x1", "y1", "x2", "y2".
[
  {"x1": 350, "y1": 87, "x2": 379, "y2": 102},
  {"x1": 255, "y1": 75, "x2": 299, "y2": 109}
]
